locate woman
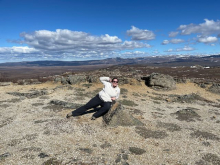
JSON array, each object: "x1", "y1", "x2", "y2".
[{"x1": 66, "y1": 77, "x2": 120, "y2": 120}]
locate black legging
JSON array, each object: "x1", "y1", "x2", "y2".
[{"x1": 71, "y1": 94, "x2": 111, "y2": 118}]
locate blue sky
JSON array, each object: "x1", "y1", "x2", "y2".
[{"x1": 0, "y1": 0, "x2": 220, "y2": 63}]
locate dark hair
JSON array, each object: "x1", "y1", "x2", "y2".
[{"x1": 112, "y1": 77, "x2": 119, "y2": 82}]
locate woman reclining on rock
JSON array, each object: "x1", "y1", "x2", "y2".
[{"x1": 66, "y1": 77, "x2": 120, "y2": 120}]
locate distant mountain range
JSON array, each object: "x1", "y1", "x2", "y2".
[{"x1": 0, "y1": 55, "x2": 220, "y2": 67}]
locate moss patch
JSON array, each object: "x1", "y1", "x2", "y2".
[
  {"x1": 172, "y1": 108, "x2": 201, "y2": 122},
  {"x1": 43, "y1": 105, "x2": 63, "y2": 112},
  {"x1": 100, "y1": 141, "x2": 112, "y2": 149},
  {"x1": 202, "y1": 153, "x2": 220, "y2": 165},
  {"x1": 42, "y1": 158, "x2": 61, "y2": 165},
  {"x1": 120, "y1": 88, "x2": 128, "y2": 94},
  {"x1": 0, "y1": 104, "x2": 11, "y2": 108},
  {"x1": 157, "y1": 122, "x2": 181, "y2": 132},
  {"x1": 32, "y1": 103, "x2": 44, "y2": 107},
  {"x1": 135, "y1": 126, "x2": 168, "y2": 139},
  {"x1": 129, "y1": 147, "x2": 146, "y2": 155},
  {"x1": 170, "y1": 93, "x2": 212, "y2": 103},
  {"x1": 0, "y1": 117, "x2": 13, "y2": 128},
  {"x1": 190, "y1": 130, "x2": 220, "y2": 141},
  {"x1": 78, "y1": 148, "x2": 93, "y2": 154},
  {"x1": 120, "y1": 99, "x2": 138, "y2": 107}
]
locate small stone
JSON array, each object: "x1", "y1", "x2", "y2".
[
  {"x1": 122, "y1": 154, "x2": 129, "y2": 160},
  {"x1": 42, "y1": 158, "x2": 61, "y2": 165},
  {"x1": 38, "y1": 153, "x2": 49, "y2": 158},
  {"x1": 129, "y1": 147, "x2": 146, "y2": 155},
  {"x1": 92, "y1": 144, "x2": 97, "y2": 147},
  {"x1": 115, "y1": 155, "x2": 121, "y2": 163},
  {"x1": 0, "y1": 152, "x2": 11, "y2": 160},
  {"x1": 78, "y1": 148, "x2": 93, "y2": 154},
  {"x1": 100, "y1": 142, "x2": 111, "y2": 149}
]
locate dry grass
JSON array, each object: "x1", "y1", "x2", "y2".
[{"x1": 0, "y1": 80, "x2": 220, "y2": 165}]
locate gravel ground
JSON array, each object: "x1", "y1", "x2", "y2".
[{"x1": 0, "y1": 81, "x2": 220, "y2": 165}]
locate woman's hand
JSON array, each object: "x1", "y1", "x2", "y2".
[{"x1": 111, "y1": 97, "x2": 116, "y2": 101}]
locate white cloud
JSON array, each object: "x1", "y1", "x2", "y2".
[
  {"x1": 164, "y1": 46, "x2": 195, "y2": 52},
  {"x1": 177, "y1": 46, "x2": 195, "y2": 51},
  {"x1": 166, "y1": 49, "x2": 173, "y2": 52},
  {"x1": 161, "y1": 40, "x2": 169, "y2": 45},
  {"x1": 1, "y1": 29, "x2": 153, "y2": 61},
  {"x1": 0, "y1": 46, "x2": 42, "y2": 62},
  {"x1": 170, "y1": 39, "x2": 185, "y2": 44},
  {"x1": 0, "y1": 46, "x2": 38, "y2": 54},
  {"x1": 161, "y1": 39, "x2": 184, "y2": 45},
  {"x1": 20, "y1": 29, "x2": 123, "y2": 51},
  {"x1": 197, "y1": 36, "x2": 218, "y2": 43},
  {"x1": 121, "y1": 51, "x2": 149, "y2": 57},
  {"x1": 126, "y1": 26, "x2": 155, "y2": 40},
  {"x1": 19, "y1": 29, "x2": 152, "y2": 53},
  {"x1": 121, "y1": 41, "x2": 151, "y2": 49},
  {"x1": 178, "y1": 19, "x2": 220, "y2": 35},
  {"x1": 153, "y1": 50, "x2": 159, "y2": 54},
  {"x1": 169, "y1": 31, "x2": 179, "y2": 37}
]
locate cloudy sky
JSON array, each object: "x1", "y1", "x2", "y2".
[{"x1": 0, "y1": 0, "x2": 220, "y2": 63}]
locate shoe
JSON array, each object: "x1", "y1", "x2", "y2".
[
  {"x1": 66, "y1": 112, "x2": 72, "y2": 118},
  {"x1": 91, "y1": 116, "x2": 96, "y2": 120}
]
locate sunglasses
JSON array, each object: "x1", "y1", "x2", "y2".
[{"x1": 112, "y1": 81, "x2": 118, "y2": 83}]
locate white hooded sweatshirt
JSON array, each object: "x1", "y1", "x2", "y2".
[{"x1": 98, "y1": 77, "x2": 120, "y2": 102}]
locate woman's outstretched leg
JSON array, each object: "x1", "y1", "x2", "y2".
[
  {"x1": 92, "y1": 102, "x2": 111, "y2": 118},
  {"x1": 67, "y1": 94, "x2": 102, "y2": 118}
]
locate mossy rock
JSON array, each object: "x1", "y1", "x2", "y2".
[{"x1": 103, "y1": 102, "x2": 144, "y2": 127}]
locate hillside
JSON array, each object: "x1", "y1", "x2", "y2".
[
  {"x1": 0, "y1": 55, "x2": 220, "y2": 83},
  {"x1": 0, "y1": 55, "x2": 220, "y2": 67}
]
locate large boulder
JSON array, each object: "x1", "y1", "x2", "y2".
[
  {"x1": 61, "y1": 76, "x2": 68, "y2": 85},
  {"x1": 54, "y1": 76, "x2": 62, "y2": 83},
  {"x1": 143, "y1": 73, "x2": 176, "y2": 90},
  {"x1": 119, "y1": 77, "x2": 142, "y2": 86},
  {"x1": 87, "y1": 75, "x2": 98, "y2": 83},
  {"x1": 102, "y1": 102, "x2": 144, "y2": 127},
  {"x1": 208, "y1": 83, "x2": 220, "y2": 94},
  {"x1": 66, "y1": 75, "x2": 87, "y2": 85}
]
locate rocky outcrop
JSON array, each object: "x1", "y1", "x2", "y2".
[
  {"x1": 54, "y1": 77, "x2": 61, "y2": 83},
  {"x1": 102, "y1": 102, "x2": 144, "y2": 127},
  {"x1": 87, "y1": 75, "x2": 98, "y2": 83},
  {"x1": 54, "y1": 74, "x2": 97, "y2": 85},
  {"x1": 143, "y1": 73, "x2": 176, "y2": 90},
  {"x1": 119, "y1": 77, "x2": 142, "y2": 86},
  {"x1": 66, "y1": 75, "x2": 87, "y2": 85},
  {"x1": 208, "y1": 83, "x2": 220, "y2": 94}
]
